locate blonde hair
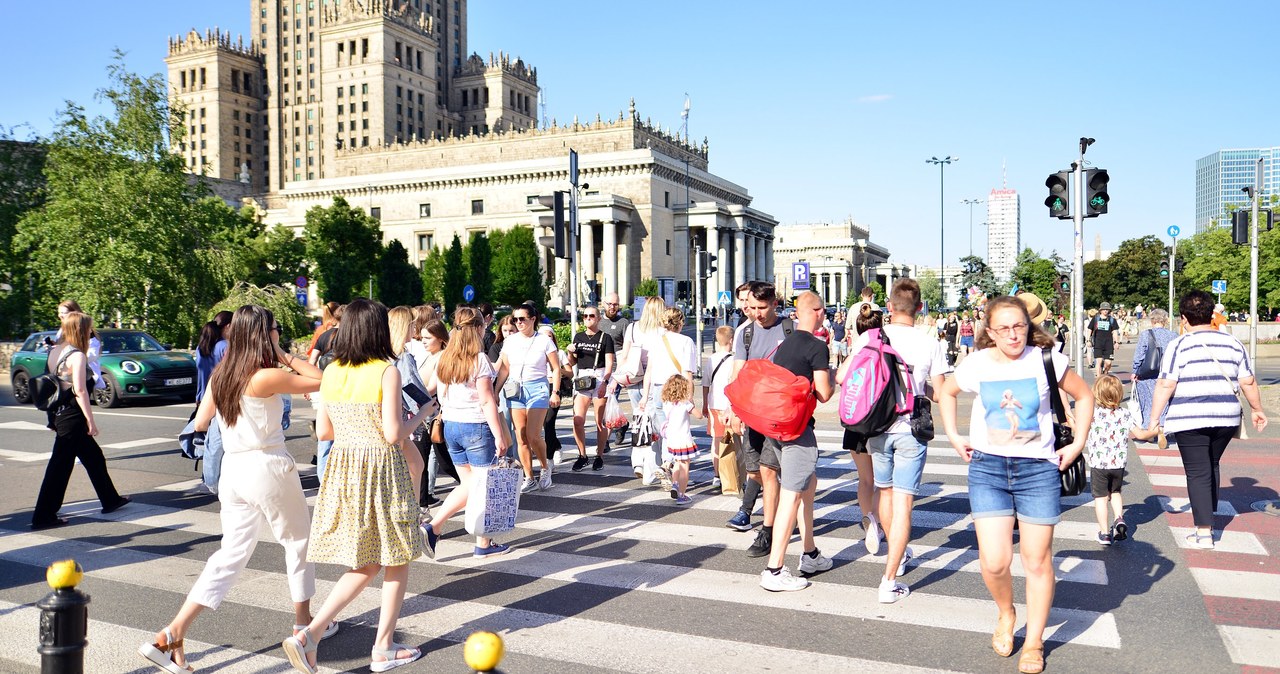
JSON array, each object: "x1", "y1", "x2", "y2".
[
  {"x1": 60, "y1": 312, "x2": 92, "y2": 353},
  {"x1": 661, "y1": 307, "x2": 685, "y2": 332},
  {"x1": 387, "y1": 306, "x2": 415, "y2": 356},
  {"x1": 436, "y1": 306, "x2": 486, "y2": 385},
  {"x1": 715, "y1": 325, "x2": 733, "y2": 346},
  {"x1": 661, "y1": 374, "x2": 691, "y2": 403},
  {"x1": 637, "y1": 296, "x2": 666, "y2": 333},
  {"x1": 1092, "y1": 374, "x2": 1123, "y2": 410}
]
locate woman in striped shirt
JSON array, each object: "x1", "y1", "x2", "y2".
[{"x1": 1147, "y1": 290, "x2": 1268, "y2": 550}]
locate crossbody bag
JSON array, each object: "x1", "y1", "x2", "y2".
[{"x1": 1201, "y1": 334, "x2": 1249, "y2": 439}]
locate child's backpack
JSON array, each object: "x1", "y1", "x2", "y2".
[
  {"x1": 837, "y1": 327, "x2": 914, "y2": 435},
  {"x1": 725, "y1": 348, "x2": 815, "y2": 442}
]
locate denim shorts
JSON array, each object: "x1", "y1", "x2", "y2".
[
  {"x1": 443, "y1": 421, "x2": 497, "y2": 468},
  {"x1": 967, "y1": 450, "x2": 1061, "y2": 525},
  {"x1": 869, "y1": 432, "x2": 927, "y2": 495},
  {"x1": 509, "y1": 380, "x2": 551, "y2": 410}
]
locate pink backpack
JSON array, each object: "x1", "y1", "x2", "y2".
[{"x1": 837, "y1": 328, "x2": 914, "y2": 435}]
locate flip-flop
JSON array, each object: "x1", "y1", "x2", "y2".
[{"x1": 138, "y1": 628, "x2": 194, "y2": 673}]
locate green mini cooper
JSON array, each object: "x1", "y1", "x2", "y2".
[{"x1": 9, "y1": 329, "x2": 197, "y2": 408}]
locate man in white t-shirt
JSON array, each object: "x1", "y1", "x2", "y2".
[{"x1": 850, "y1": 278, "x2": 950, "y2": 604}]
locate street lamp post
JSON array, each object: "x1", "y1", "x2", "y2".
[
  {"x1": 961, "y1": 198, "x2": 984, "y2": 258},
  {"x1": 926, "y1": 156, "x2": 958, "y2": 307}
]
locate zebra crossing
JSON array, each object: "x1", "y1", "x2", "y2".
[{"x1": 0, "y1": 416, "x2": 1236, "y2": 673}]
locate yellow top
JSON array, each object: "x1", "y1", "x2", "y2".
[{"x1": 319, "y1": 360, "x2": 390, "y2": 404}]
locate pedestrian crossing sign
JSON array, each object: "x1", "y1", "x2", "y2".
[{"x1": 717, "y1": 290, "x2": 732, "y2": 305}]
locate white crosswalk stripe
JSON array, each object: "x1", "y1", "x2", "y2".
[{"x1": 0, "y1": 414, "x2": 1142, "y2": 672}]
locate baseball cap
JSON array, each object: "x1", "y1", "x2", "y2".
[
  {"x1": 1214, "y1": 303, "x2": 1225, "y2": 313},
  {"x1": 1099, "y1": 302, "x2": 1112, "y2": 310}
]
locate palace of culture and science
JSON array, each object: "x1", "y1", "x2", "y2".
[{"x1": 163, "y1": 0, "x2": 789, "y2": 308}]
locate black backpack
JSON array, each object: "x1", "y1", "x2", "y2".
[{"x1": 32, "y1": 348, "x2": 77, "y2": 412}]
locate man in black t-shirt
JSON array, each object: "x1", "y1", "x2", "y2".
[
  {"x1": 759, "y1": 291, "x2": 835, "y2": 592},
  {"x1": 1088, "y1": 302, "x2": 1119, "y2": 374}
]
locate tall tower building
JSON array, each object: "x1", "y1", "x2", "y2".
[
  {"x1": 986, "y1": 187, "x2": 1020, "y2": 283},
  {"x1": 1195, "y1": 147, "x2": 1280, "y2": 232}
]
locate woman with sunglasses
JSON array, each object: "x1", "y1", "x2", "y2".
[
  {"x1": 141, "y1": 307, "x2": 327, "y2": 674},
  {"x1": 567, "y1": 306, "x2": 615, "y2": 471},
  {"x1": 494, "y1": 303, "x2": 563, "y2": 493},
  {"x1": 938, "y1": 295, "x2": 1093, "y2": 674}
]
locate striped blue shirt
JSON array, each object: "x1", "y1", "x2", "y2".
[{"x1": 1158, "y1": 330, "x2": 1253, "y2": 434}]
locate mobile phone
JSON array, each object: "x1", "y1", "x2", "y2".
[{"x1": 402, "y1": 383, "x2": 433, "y2": 406}]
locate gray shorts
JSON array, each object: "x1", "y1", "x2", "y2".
[
  {"x1": 743, "y1": 427, "x2": 781, "y2": 472},
  {"x1": 765, "y1": 426, "x2": 819, "y2": 492}
]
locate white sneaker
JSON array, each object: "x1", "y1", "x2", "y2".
[
  {"x1": 760, "y1": 566, "x2": 810, "y2": 592},
  {"x1": 863, "y1": 513, "x2": 881, "y2": 555},
  {"x1": 519, "y1": 477, "x2": 539, "y2": 494},
  {"x1": 552, "y1": 451, "x2": 563, "y2": 465},
  {"x1": 878, "y1": 577, "x2": 910, "y2": 604},
  {"x1": 538, "y1": 468, "x2": 553, "y2": 490},
  {"x1": 897, "y1": 546, "x2": 914, "y2": 577},
  {"x1": 798, "y1": 549, "x2": 834, "y2": 576},
  {"x1": 711, "y1": 477, "x2": 722, "y2": 490}
]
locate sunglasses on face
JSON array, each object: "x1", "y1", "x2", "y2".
[
  {"x1": 271, "y1": 325, "x2": 280, "y2": 332},
  {"x1": 514, "y1": 316, "x2": 532, "y2": 323},
  {"x1": 583, "y1": 313, "x2": 598, "y2": 318}
]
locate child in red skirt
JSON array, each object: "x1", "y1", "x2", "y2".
[{"x1": 661, "y1": 374, "x2": 701, "y2": 505}]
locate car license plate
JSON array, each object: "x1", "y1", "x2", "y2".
[{"x1": 165, "y1": 377, "x2": 193, "y2": 386}]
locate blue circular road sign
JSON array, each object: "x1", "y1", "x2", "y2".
[
  {"x1": 295, "y1": 276, "x2": 307, "y2": 288},
  {"x1": 1167, "y1": 225, "x2": 1180, "y2": 238},
  {"x1": 463, "y1": 284, "x2": 476, "y2": 302}
]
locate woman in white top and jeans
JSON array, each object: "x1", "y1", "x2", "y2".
[
  {"x1": 637, "y1": 308, "x2": 697, "y2": 489},
  {"x1": 140, "y1": 306, "x2": 328, "y2": 673},
  {"x1": 494, "y1": 303, "x2": 563, "y2": 493},
  {"x1": 422, "y1": 307, "x2": 512, "y2": 558}
]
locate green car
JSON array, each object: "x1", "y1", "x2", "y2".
[{"x1": 9, "y1": 329, "x2": 197, "y2": 408}]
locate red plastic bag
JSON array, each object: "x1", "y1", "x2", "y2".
[
  {"x1": 725, "y1": 360, "x2": 815, "y2": 441},
  {"x1": 603, "y1": 394, "x2": 628, "y2": 429}
]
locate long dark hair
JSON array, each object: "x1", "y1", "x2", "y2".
[
  {"x1": 331, "y1": 298, "x2": 395, "y2": 367},
  {"x1": 210, "y1": 305, "x2": 277, "y2": 426},
  {"x1": 196, "y1": 320, "x2": 222, "y2": 357}
]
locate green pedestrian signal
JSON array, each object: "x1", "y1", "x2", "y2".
[
  {"x1": 1044, "y1": 172, "x2": 1071, "y2": 220},
  {"x1": 1159, "y1": 260, "x2": 1170, "y2": 278}
]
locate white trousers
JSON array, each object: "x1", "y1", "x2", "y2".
[{"x1": 187, "y1": 448, "x2": 315, "y2": 610}]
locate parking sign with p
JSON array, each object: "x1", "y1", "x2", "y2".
[{"x1": 793, "y1": 262, "x2": 810, "y2": 290}]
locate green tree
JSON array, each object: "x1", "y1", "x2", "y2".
[
  {"x1": 442, "y1": 233, "x2": 466, "y2": 313},
  {"x1": 468, "y1": 231, "x2": 493, "y2": 304},
  {"x1": 251, "y1": 224, "x2": 307, "y2": 288},
  {"x1": 957, "y1": 255, "x2": 999, "y2": 309},
  {"x1": 1008, "y1": 248, "x2": 1060, "y2": 303},
  {"x1": 918, "y1": 270, "x2": 942, "y2": 311},
  {"x1": 420, "y1": 245, "x2": 445, "y2": 303},
  {"x1": 633, "y1": 277, "x2": 660, "y2": 298},
  {"x1": 378, "y1": 239, "x2": 423, "y2": 308},
  {"x1": 491, "y1": 226, "x2": 543, "y2": 306},
  {"x1": 303, "y1": 196, "x2": 381, "y2": 303},
  {"x1": 13, "y1": 56, "x2": 237, "y2": 346},
  {"x1": 0, "y1": 128, "x2": 46, "y2": 337},
  {"x1": 210, "y1": 282, "x2": 309, "y2": 344}
]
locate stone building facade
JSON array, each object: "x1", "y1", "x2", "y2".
[{"x1": 771, "y1": 221, "x2": 903, "y2": 306}]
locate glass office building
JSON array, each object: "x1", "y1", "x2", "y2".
[{"x1": 1195, "y1": 148, "x2": 1280, "y2": 232}]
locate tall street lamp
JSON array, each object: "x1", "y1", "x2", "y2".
[
  {"x1": 926, "y1": 156, "x2": 958, "y2": 304},
  {"x1": 961, "y1": 198, "x2": 984, "y2": 258}
]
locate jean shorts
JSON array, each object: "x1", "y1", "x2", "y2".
[
  {"x1": 967, "y1": 450, "x2": 1061, "y2": 525},
  {"x1": 869, "y1": 432, "x2": 927, "y2": 495},
  {"x1": 443, "y1": 420, "x2": 497, "y2": 468},
  {"x1": 509, "y1": 380, "x2": 551, "y2": 410}
]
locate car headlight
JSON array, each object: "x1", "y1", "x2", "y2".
[{"x1": 120, "y1": 360, "x2": 143, "y2": 375}]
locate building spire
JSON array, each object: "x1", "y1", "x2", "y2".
[{"x1": 1002, "y1": 158, "x2": 1007, "y2": 189}]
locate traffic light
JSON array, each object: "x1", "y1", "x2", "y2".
[
  {"x1": 676, "y1": 280, "x2": 690, "y2": 301},
  {"x1": 1084, "y1": 168, "x2": 1109, "y2": 217},
  {"x1": 1058, "y1": 275, "x2": 1069, "y2": 292},
  {"x1": 536, "y1": 191, "x2": 567, "y2": 258},
  {"x1": 1232, "y1": 210, "x2": 1249, "y2": 245},
  {"x1": 1175, "y1": 258, "x2": 1185, "y2": 273},
  {"x1": 1045, "y1": 171, "x2": 1071, "y2": 219},
  {"x1": 699, "y1": 250, "x2": 717, "y2": 278},
  {"x1": 1159, "y1": 259, "x2": 1169, "y2": 279}
]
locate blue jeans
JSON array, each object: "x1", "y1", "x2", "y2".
[
  {"x1": 315, "y1": 440, "x2": 333, "y2": 485},
  {"x1": 967, "y1": 450, "x2": 1061, "y2": 525},
  {"x1": 444, "y1": 421, "x2": 497, "y2": 468},
  {"x1": 869, "y1": 432, "x2": 927, "y2": 496},
  {"x1": 509, "y1": 380, "x2": 551, "y2": 410}
]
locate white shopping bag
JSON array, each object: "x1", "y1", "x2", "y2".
[{"x1": 465, "y1": 457, "x2": 523, "y2": 536}]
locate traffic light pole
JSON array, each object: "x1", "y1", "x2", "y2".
[
  {"x1": 1250, "y1": 157, "x2": 1261, "y2": 363},
  {"x1": 569, "y1": 182, "x2": 579, "y2": 340},
  {"x1": 1072, "y1": 153, "x2": 1085, "y2": 377},
  {"x1": 694, "y1": 245, "x2": 704, "y2": 357},
  {"x1": 1167, "y1": 238, "x2": 1176, "y2": 318}
]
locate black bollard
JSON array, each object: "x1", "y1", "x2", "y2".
[{"x1": 37, "y1": 563, "x2": 90, "y2": 674}]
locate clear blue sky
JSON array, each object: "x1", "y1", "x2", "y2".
[{"x1": 3, "y1": 1, "x2": 1276, "y2": 270}]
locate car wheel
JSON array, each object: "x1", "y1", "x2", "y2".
[
  {"x1": 93, "y1": 374, "x2": 122, "y2": 408},
  {"x1": 12, "y1": 370, "x2": 32, "y2": 404}
]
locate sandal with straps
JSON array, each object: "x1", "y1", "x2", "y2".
[
  {"x1": 138, "y1": 627, "x2": 194, "y2": 673},
  {"x1": 1018, "y1": 645, "x2": 1045, "y2": 674},
  {"x1": 370, "y1": 643, "x2": 422, "y2": 672},
  {"x1": 281, "y1": 626, "x2": 319, "y2": 674},
  {"x1": 992, "y1": 611, "x2": 1016, "y2": 658}
]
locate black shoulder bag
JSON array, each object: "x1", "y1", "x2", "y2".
[{"x1": 1042, "y1": 348, "x2": 1085, "y2": 496}]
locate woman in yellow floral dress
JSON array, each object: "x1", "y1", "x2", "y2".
[{"x1": 282, "y1": 299, "x2": 433, "y2": 674}]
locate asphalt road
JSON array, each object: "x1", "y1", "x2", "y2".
[{"x1": 0, "y1": 340, "x2": 1264, "y2": 673}]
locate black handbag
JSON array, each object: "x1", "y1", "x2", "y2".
[
  {"x1": 1041, "y1": 348, "x2": 1085, "y2": 496},
  {"x1": 32, "y1": 348, "x2": 77, "y2": 412},
  {"x1": 910, "y1": 395, "x2": 935, "y2": 443},
  {"x1": 573, "y1": 375, "x2": 598, "y2": 392},
  {"x1": 1134, "y1": 331, "x2": 1163, "y2": 381}
]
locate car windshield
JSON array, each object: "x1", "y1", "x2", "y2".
[{"x1": 99, "y1": 332, "x2": 165, "y2": 354}]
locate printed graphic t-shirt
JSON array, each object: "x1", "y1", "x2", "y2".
[
  {"x1": 1088, "y1": 315, "x2": 1118, "y2": 350},
  {"x1": 1085, "y1": 406, "x2": 1136, "y2": 469},
  {"x1": 953, "y1": 346, "x2": 1068, "y2": 461}
]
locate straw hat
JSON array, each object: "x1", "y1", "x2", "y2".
[{"x1": 1018, "y1": 292, "x2": 1050, "y2": 325}]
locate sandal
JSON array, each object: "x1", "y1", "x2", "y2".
[
  {"x1": 281, "y1": 626, "x2": 318, "y2": 674},
  {"x1": 992, "y1": 611, "x2": 1016, "y2": 658},
  {"x1": 370, "y1": 643, "x2": 422, "y2": 672},
  {"x1": 138, "y1": 628, "x2": 194, "y2": 673},
  {"x1": 1018, "y1": 645, "x2": 1045, "y2": 674},
  {"x1": 1186, "y1": 532, "x2": 1214, "y2": 550}
]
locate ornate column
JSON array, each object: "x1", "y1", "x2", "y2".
[
  {"x1": 718, "y1": 229, "x2": 731, "y2": 297},
  {"x1": 602, "y1": 220, "x2": 618, "y2": 298},
  {"x1": 734, "y1": 230, "x2": 746, "y2": 287},
  {"x1": 580, "y1": 219, "x2": 596, "y2": 302},
  {"x1": 765, "y1": 238, "x2": 774, "y2": 287},
  {"x1": 745, "y1": 235, "x2": 757, "y2": 282},
  {"x1": 617, "y1": 228, "x2": 630, "y2": 303},
  {"x1": 754, "y1": 237, "x2": 766, "y2": 287}
]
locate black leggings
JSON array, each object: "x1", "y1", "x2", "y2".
[
  {"x1": 1174, "y1": 426, "x2": 1235, "y2": 528},
  {"x1": 32, "y1": 405, "x2": 124, "y2": 525}
]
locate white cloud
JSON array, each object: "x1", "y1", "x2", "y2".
[{"x1": 857, "y1": 94, "x2": 894, "y2": 104}]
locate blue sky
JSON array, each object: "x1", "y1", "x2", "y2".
[{"x1": 3, "y1": 1, "x2": 1276, "y2": 270}]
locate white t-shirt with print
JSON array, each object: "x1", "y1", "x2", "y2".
[
  {"x1": 701, "y1": 351, "x2": 734, "y2": 411},
  {"x1": 645, "y1": 331, "x2": 697, "y2": 389},
  {"x1": 849, "y1": 323, "x2": 951, "y2": 435},
  {"x1": 501, "y1": 332, "x2": 556, "y2": 382},
  {"x1": 439, "y1": 354, "x2": 497, "y2": 424},
  {"x1": 953, "y1": 346, "x2": 1068, "y2": 461}
]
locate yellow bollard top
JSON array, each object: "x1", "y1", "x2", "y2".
[
  {"x1": 46, "y1": 560, "x2": 83, "y2": 590},
  {"x1": 463, "y1": 631, "x2": 504, "y2": 672}
]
